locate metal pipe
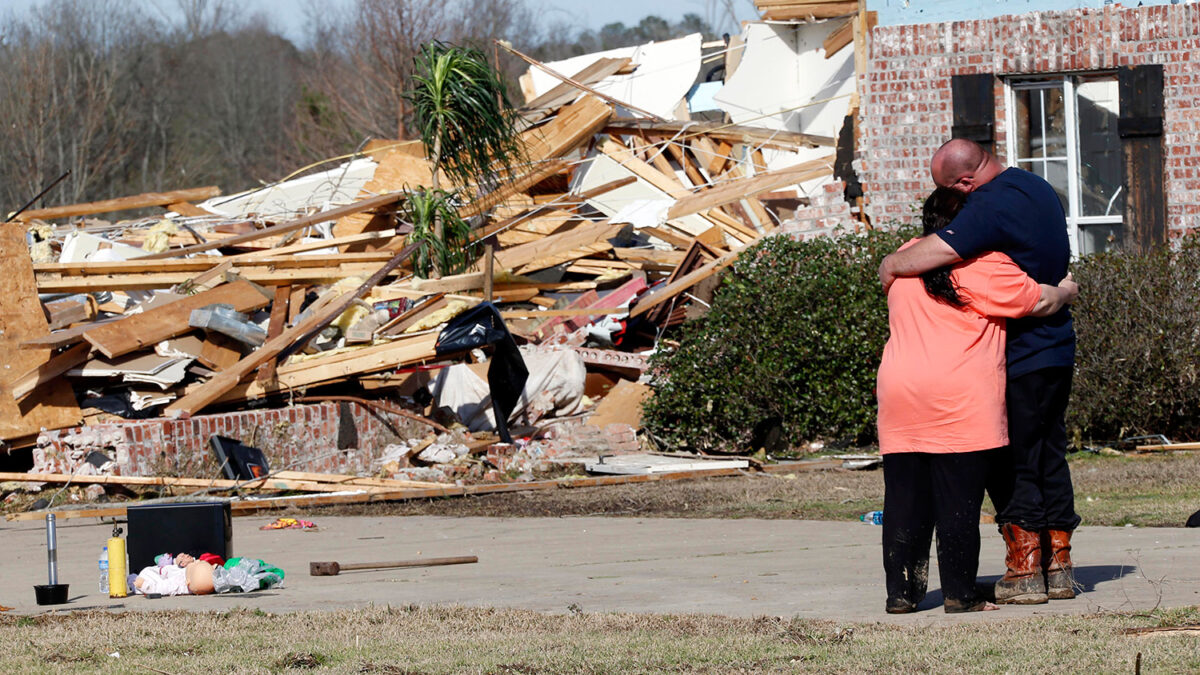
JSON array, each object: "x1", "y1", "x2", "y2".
[{"x1": 45, "y1": 513, "x2": 58, "y2": 585}]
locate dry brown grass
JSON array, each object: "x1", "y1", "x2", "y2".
[{"x1": 3, "y1": 605, "x2": 1200, "y2": 673}]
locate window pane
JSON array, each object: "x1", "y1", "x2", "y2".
[
  {"x1": 1075, "y1": 77, "x2": 1124, "y2": 217},
  {"x1": 1013, "y1": 85, "x2": 1067, "y2": 160},
  {"x1": 1019, "y1": 159, "x2": 1070, "y2": 212},
  {"x1": 1079, "y1": 223, "x2": 1122, "y2": 255}
]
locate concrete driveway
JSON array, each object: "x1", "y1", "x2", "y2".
[{"x1": 3, "y1": 515, "x2": 1196, "y2": 623}]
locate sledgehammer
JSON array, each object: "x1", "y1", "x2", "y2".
[{"x1": 309, "y1": 555, "x2": 478, "y2": 576}]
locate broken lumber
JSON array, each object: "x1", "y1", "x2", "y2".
[
  {"x1": 164, "y1": 243, "x2": 418, "y2": 418},
  {"x1": 0, "y1": 472, "x2": 376, "y2": 493},
  {"x1": 630, "y1": 240, "x2": 757, "y2": 318},
  {"x1": 82, "y1": 280, "x2": 271, "y2": 359},
  {"x1": 0, "y1": 225, "x2": 81, "y2": 441},
  {"x1": 14, "y1": 186, "x2": 221, "y2": 222},
  {"x1": 668, "y1": 154, "x2": 835, "y2": 219},
  {"x1": 605, "y1": 119, "x2": 836, "y2": 150},
  {"x1": 136, "y1": 191, "x2": 407, "y2": 259}
]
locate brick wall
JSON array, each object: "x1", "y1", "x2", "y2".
[
  {"x1": 858, "y1": 3, "x2": 1200, "y2": 237},
  {"x1": 778, "y1": 179, "x2": 860, "y2": 238},
  {"x1": 33, "y1": 401, "x2": 427, "y2": 478}
]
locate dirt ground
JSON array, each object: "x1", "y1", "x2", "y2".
[{"x1": 288, "y1": 452, "x2": 1200, "y2": 527}]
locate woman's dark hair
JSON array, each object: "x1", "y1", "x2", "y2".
[{"x1": 920, "y1": 187, "x2": 968, "y2": 307}]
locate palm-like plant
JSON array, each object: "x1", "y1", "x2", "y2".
[{"x1": 407, "y1": 41, "x2": 523, "y2": 277}]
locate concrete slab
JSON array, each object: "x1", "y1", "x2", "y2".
[{"x1": 2, "y1": 516, "x2": 1196, "y2": 623}]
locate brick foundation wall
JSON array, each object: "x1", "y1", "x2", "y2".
[
  {"x1": 858, "y1": 3, "x2": 1200, "y2": 236},
  {"x1": 32, "y1": 401, "x2": 427, "y2": 478}
]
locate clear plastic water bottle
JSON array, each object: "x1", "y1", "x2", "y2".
[
  {"x1": 859, "y1": 510, "x2": 884, "y2": 525},
  {"x1": 98, "y1": 546, "x2": 109, "y2": 594}
]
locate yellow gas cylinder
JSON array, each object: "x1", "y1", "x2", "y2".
[{"x1": 107, "y1": 527, "x2": 128, "y2": 598}]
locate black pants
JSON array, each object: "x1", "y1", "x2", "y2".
[
  {"x1": 996, "y1": 366, "x2": 1081, "y2": 531},
  {"x1": 882, "y1": 450, "x2": 995, "y2": 605}
]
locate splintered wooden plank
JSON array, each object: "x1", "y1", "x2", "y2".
[
  {"x1": 213, "y1": 332, "x2": 440, "y2": 404},
  {"x1": 82, "y1": 280, "x2": 271, "y2": 359},
  {"x1": 522, "y1": 57, "x2": 632, "y2": 116},
  {"x1": 630, "y1": 238, "x2": 758, "y2": 318},
  {"x1": 136, "y1": 191, "x2": 406, "y2": 260},
  {"x1": 166, "y1": 244, "x2": 418, "y2": 418},
  {"x1": 14, "y1": 186, "x2": 220, "y2": 222},
  {"x1": 515, "y1": 241, "x2": 614, "y2": 275},
  {"x1": 0, "y1": 225, "x2": 81, "y2": 440},
  {"x1": 605, "y1": 119, "x2": 836, "y2": 150},
  {"x1": 458, "y1": 159, "x2": 569, "y2": 219},
  {"x1": 496, "y1": 210, "x2": 581, "y2": 247},
  {"x1": 522, "y1": 95, "x2": 614, "y2": 163},
  {"x1": 495, "y1": 219, "x2": 623, "y2": 271},
  {"x1": 255, "y1": 284, "x2": 292, "y2": 383},
  {"x1": 823, "y1": 18, "x2": 854, "y2": 57},
  {"x1": 667, "y1": 155, "x2": 835, "y2": 220}
]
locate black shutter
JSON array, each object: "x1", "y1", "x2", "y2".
[
  {"x1": 951, "y1": 73, "x2": 995, "y2": 147},
  {"x1": 1118, "y1": 64, "x2": 1166, "y2": 250}
]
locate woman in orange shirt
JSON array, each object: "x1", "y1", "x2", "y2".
[{"x1": 877, "y1": 188, "x2": 1077, "y2": 613}]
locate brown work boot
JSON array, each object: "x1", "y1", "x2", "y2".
[
  {"x1": 1044, "y1": 529, "x2": 1076, "y2": 599},
  {"x1": 994, "y1": 523, "x2": 1048, "y2": 604}
]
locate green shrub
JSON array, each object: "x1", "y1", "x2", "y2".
[
  {"x1": 1069, "y1": 238, "x2": 1200, "y2": 442},
  {"x1": 643, "y1": 226, "x2": 915, "y2": 453}
]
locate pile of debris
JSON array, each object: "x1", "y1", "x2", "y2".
[{"x1": 3, "y1": 18, "x2": 871, "y2": 510}]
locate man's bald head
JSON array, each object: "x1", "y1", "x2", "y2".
[{"x1": 931, "y1": 139, "x2": 1001, "y2": 194}]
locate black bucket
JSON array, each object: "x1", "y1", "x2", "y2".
[{"x1": 34, "y1": 583, "x2": 69, "y2": 605}]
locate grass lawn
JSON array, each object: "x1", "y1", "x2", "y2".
[{"x1": 4, "y1": 605, "x2": 1200, "y2": 674}]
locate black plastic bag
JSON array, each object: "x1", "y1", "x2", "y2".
[{"x1": 436, "y1": 303, "x2": 528, "y2": 443}]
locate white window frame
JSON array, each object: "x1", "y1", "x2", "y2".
[{"x1": 1005, "y1": 74, "x2": 1123, "y2": 257}]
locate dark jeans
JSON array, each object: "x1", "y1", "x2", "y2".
[
  {"x1": 996, "y1": 366, "x2": 1082, "y2": 531},
  {"x1": 882, "y1": 450, "x2": 996, "y2": 605}
]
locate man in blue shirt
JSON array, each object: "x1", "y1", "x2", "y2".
[{"x1": 878, "y1": 139, "x2": 1081, "y2": 605}]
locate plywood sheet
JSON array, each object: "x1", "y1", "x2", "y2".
[{"x1": 0, "y1": 226, "x2": 81, "y2": 440}]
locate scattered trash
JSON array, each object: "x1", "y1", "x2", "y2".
[{"x1": 259, "y1": 518, "x2": 317, "y2": 531}]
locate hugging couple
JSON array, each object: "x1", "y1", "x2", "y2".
[{"x1": 875, "y1": 138, "x2": 1081, "y2": 613}]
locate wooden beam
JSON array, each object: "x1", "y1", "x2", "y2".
[
  {"x1": 212, "y1": 332, "x2": 440, "y2": 404},
  {"x1": 495, "y1": 219, "x2": 623, "y2": 271},
  {"x1": 521, "y1": 95, "x2": 614, "y2": 164},
  {"x1": 14, "y1": 186, "x2": 220, "y2": 222},
  {"x1": 668, "y1": 155, "x2": 835, "y2": 220},
  {"x1": 630, "y1": 240, "x2": 757, "y2": 318},
  {"x1": 255, "y1": 285, "x2": 291, "y2": 383},
  {"x1": 605, "y1": 119, "x2": 836, "y2": 149},
  {"x1": 823, "y1": 18, "x2": 854, "y2": 58},
  {"x1": 761, "y1": 2, "x2": 858, "y2": 21},
  {"x1": 135, "y1": 191, "x2": 406, "y2": 260},
  {"x1": 234, "y1": 229, "x2": 402, "y2": 259},
  {"x1": 521, "y1": 57, "x2": 632, "y2": 116},
  {"x1": 0, "y1": 471, "x2": 373, "y2": 493},
  {"x1": 82, "y1": 280, "x2": 271, "y2": 359},
  {"x1": 458, "y1": 159, "x2": 569, "y2": 219},
  {"x1": 10, "y1": 342, "x2": 91, "y2": 400}
]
